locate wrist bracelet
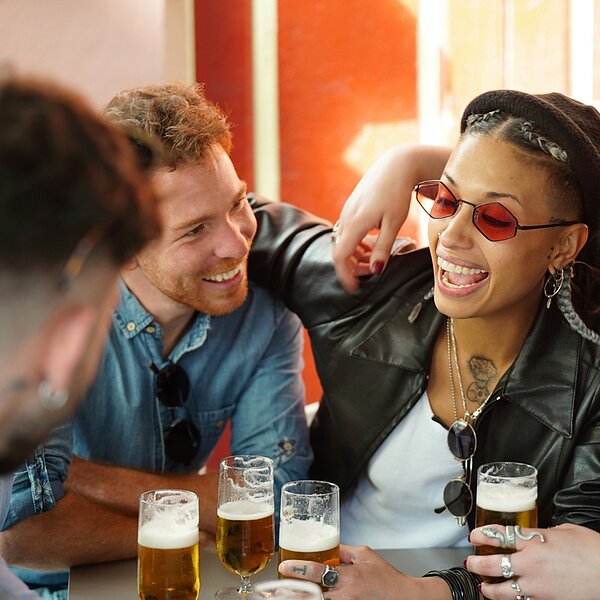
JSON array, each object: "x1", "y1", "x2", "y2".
[{"x1": 423, "y1": 568, "x2": 482, "y2": 600}]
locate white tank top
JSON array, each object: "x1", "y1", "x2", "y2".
[{"x1": 340, "y1": 391, "x2": 470, "y2": 549}]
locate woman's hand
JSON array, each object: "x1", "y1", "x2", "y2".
[
  {"x1": 333, "y1": 144, "x2": 451, "y2": 292},
  {"x1": 467, "y1": 523, "x2": 600, "y2": 600},
  {"x1": 278, "y1": 544, "x2": 452, "y2": 600}
]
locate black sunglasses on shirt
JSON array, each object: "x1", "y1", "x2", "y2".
[{"x1": 150, "y1": 361, "x2": 201, "y2": 465}]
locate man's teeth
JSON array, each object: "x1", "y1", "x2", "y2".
[
  {"x1": 204, "y1": 266, "x2": 240, "y2": 282},
  {"x1": 437, "y1": 257, "x2": 486, "y2": 275}
]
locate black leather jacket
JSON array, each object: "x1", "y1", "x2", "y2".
[{"x1": 249, "y1": 197, "x2": 600, "y2": 532}]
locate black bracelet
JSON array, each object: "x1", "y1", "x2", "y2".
[{"x1": 423, "y1": 568, "x2": 482, "y2": 600}]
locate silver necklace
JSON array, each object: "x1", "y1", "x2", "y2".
[{"x1": 447, "y1": 317, "x2": 492, "y2": 423}]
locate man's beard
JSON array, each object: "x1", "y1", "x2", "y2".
[{"x1": 138, "y1": 256, "x2": 250, "y2": 316}]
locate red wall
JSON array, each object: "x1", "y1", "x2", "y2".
[
  {"x1": 195, "y1": 1, "x2": 418, "y2": 465},
  {"x1": 278, "y1": 0, "x2": 417, "y2": 221}
]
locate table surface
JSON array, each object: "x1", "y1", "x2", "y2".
[{"x1": 68, "y1": 546, "x2": 470, "y2": 599}]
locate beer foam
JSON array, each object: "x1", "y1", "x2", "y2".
[
  {"x1": 477, "y1": 482, "x2": 537, "y2": 512},
  {"x1": 138, "y1": 519, "x2": 199, "y2": 549},
  {"x1": 279, "y1": 520, "x2": 339, "y2": 553},
  {"x1": 217, "y1": 499, "x2": 274, "y2": 521}
]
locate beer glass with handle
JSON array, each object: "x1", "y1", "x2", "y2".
[
  {"x1": 250, "y1": 579, "x2": 323, "y2": 599},
  {"x1": 278, "y1": 480, "x2": 339, "y2": 587},
  {"x1": 475, "y1": 462, "x2": 538, "y2": 585},
  {"x1": 138, "y1": 489, "x2": 200, "y2": 600},
  {"x1": 216, "y1": 455, "x2": 275, "y2": 599}
]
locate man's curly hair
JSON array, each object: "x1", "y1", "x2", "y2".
[{"x1": 104, "y1": 82, "x2": 232, "y2": 169}]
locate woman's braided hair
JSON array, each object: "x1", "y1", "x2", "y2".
[{"x1": 464, "y1": 110, "x2": 600, "y2": 344}]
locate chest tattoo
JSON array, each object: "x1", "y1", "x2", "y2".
[{"x1": 466, "y1": 356, "x2": 497, "y2": 405}]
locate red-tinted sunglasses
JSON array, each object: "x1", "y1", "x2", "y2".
[{"x1": 414, "y1": 180, "x2": 579, "y2": 242}]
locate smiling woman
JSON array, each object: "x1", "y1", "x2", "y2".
[{"x1": 248, "y1": 88, "x2": 600, "y2": 600}]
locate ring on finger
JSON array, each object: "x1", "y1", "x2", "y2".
[
  {"x1": 481, "y1": 526, "x2": 507, "y2": 548},
  {"x1": 506, "y1": 525, "x2": 517, "y2": 550},
  {"x1": 331, "y1": 220, "x2": 341, "y2": 246},
  {"x1": 321, "y1": 564, "x2": 340, "y2": 588},
  {"x1": 511, "y1": 578, "x2": 522, "y2": 594},
  {"x1": 501, "y1": 554, "x2": 515, "y2": 579},
  {"x1": 515, "y1": 525, "x2": 546, "y2": 543}
]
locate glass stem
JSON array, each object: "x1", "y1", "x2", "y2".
[{"x1": 239, "y1": 575, "x2": 252, "y2": 596}]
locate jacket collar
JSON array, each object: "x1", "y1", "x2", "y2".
[{"x1": 350, "y1": 278, "x2": 581, "y2": 438}]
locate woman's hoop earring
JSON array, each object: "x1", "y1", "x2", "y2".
[{"x1": 544, "y1": 267, "x2": 565, "y2": 309}]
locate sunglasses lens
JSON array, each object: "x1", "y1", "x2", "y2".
[
  {"x1": 474, "y1": 203, "x2": 517, "y2": 241},
  {"x1": 156, "y1": 363, "x2": 190, "y2": 408},
  {"x1": 417, "y1": 182, "x2": 458, "y2": 219},
  {"x1": 165, "y1": 419, "x2": 201, "y2": 464},
  {"x1": 443, "y1": 478, "x2": 473, "y2": 518},
  {"x1": 447, "y1": 419, "x2": 476, "y2": 461}
]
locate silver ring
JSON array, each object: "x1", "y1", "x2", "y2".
[
  {"x1": 515, "y1": 525, "x2": 546, "y2": 543},
  {"x1": 501, "y1": 554, "x2": 514, "y2": 579},
  {"x1": 515, "y1": 595, "x2": 532, "y2": 600},
  {"x1": 481, "y1": 526, "x2": 507, "y2": 548},
  {"x1": 511, "y1": 578, "x2": 522, "y2": 594},
  {"x1": 331, "y1": 220, "x2": 341, "y2": 246},
  {"x1": 321, "y1": 564, "x2": 340, "y2": 588},
  {"x1": 506, "y1": 525, "x2": 517, "y2": 549}
]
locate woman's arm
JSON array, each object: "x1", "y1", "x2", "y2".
[
  {"x1": 333, "y1": 144, "x2": 451, "y2": 292},
  {"x1": 279, "y1": 545, "x2": 453, "y2": 600}
]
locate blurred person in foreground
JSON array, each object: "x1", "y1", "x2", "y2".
[
  {"x1": 1, "y1": 82, "x2": 310, "y2": 598},
  {"x1": 247, "y1": 89, "x2": 600, "y2": 599},
  {"x1": 0, "y1": 75, "x2": 160, "y2": 598}
]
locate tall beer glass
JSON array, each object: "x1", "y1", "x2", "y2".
[
  {"x1": 137, "y1": 489, "x2": 200, "y2": 600},
  {"x1": 278, "y1": 480, "x2": 340, "y2": 584},
  {"x1": 250, "y1": 579, "x2": 323, "y2": 599},
  {"x1": 475, "y1": 462, "x2": 537, "y2": 584},
  {"x1": 216, "y1": 455, "x2": 275, "y2": 599}
]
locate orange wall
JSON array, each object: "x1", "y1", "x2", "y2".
[
  {"x1": 278, "y1": 0, "x2": 417, "y2": 221},
  {"x1": 195, "y1": 0, "x2": 417, "y2": 418}
]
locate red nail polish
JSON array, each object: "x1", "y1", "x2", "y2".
[
  {"x1": 478, "y1": 583, "x2": 483, "y2": 592},
  {"x1": 467, "y1": 532, "x2": 471, "y2": 543},
  {"x1": 463, "y1": 559, "x2": 468, "y2": 568},
  {"x1": 371, "y1": 261, "x2": 384, "y2": 275}
]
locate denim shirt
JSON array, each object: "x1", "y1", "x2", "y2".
[
  {"x1": 4, "y1": 280, "x2": 311, "y2": 592},
  {"x1": 0, "y1": 475, "x2": 39, "y2": 599}
]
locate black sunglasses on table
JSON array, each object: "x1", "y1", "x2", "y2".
[
  {"x1": 150, "y1": 361, "x2": 201, "y2": 465},
  {"x1": 414, "y1": 180, "x2": 580, "y2": 242}
]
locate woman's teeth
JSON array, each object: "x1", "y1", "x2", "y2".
[
  {"x1": 437, "y1": 257, "x2": 488, "y2": 289},
  {"x1": 437, "y1": 257, "x2": 486, "y2": 275}
]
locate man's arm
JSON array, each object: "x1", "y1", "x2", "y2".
[
  {"x1": 1, "y1": 464, "x2": 218, "y2": 569},
  {"x1": 228, "y1": 302, "x2": 312, "y2": 500},
  {"x1": 66, "y1": 457, "x2": 219, "y2": 532},
  {"x1": 0, "y1": 492, "x2": 137, "y2": 569}
]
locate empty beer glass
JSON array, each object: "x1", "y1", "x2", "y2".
[
  {"x1": 475, "y1": 462, "x2": 538, "y2": 584},
  {"x1": 215, "y1": 455, "x2": 275, "y2": 599},
  {"x1": 278, "y1": 480, "x2": 339, "y2": 585},
  {"x1": 137, "y1": 489, "x2": 200, "y2": 600},
  {"x1": 250, "y1": 579, "x2": 323, "y2": 599}
]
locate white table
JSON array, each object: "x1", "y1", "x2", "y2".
[{"x1": 68, "y1": 546, "x2": 470, "y2": 599}]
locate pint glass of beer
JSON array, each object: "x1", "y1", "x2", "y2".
[
  {"x1": 278, "y1": 480, "x2": 340, "y2": 584},
  {"x1": 475, "y1": 462, "x2": 538, "y2": 584},
  {"x1": 137, "y1": 489, "x2": 200, "y2": 600},
  {"x1": 250, "y1": 579, "x2": 323, "y2": 599},
  {"x1": 215, "y1": 455, "x2": 275, "y2": 599}
]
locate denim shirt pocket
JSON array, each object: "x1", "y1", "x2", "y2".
[{"x1": 189, "y1": 404, "x2": 236, "y2": 464}]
